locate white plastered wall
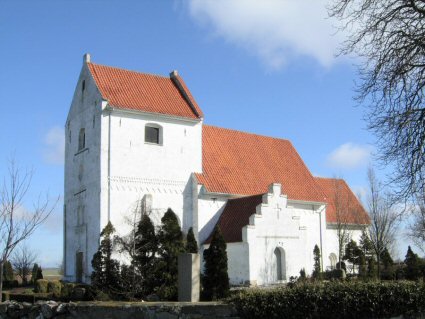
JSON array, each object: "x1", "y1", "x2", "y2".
[
  {"x1": 324, "y1": 225, "x2": 365, "y2": 272},
  {"x1": 64, "y1": 61, "x2": 103, "y2": 282},
  {"x1": 200, "y1": 184, "x2": 327, "y2": 286},
  {"x1": 241, "y1": 184, "x2": 326, "y2": 285}
]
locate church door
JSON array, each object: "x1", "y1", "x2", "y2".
[
  {"x1": 274, "y1": 247, "x2": 286, "y2": 281},
  {"x1": 76, "y1": 252, "x2": 83, "y2": 283}
]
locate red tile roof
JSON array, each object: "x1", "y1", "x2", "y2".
[
  {"x1": 196, "y1": 125, "x2": 325, "y2": 202},
  {"x1": 315, "y1": 177, "x2": 370, "y2": 225},
  {"x1": 205, "y1": 194, "x2": 263, "y2": 244},
  {"x1": 87, "y1": 63, "x2": 203, "y2": 119}
]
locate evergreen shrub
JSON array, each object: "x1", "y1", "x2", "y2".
[
  {"x1": 229, "y1": 281, "x2": 425, "y2": 319},
  {"x1": 61, "y1": 283, "x2": 76, "y2": 299},
  {"x1": 35, "y1": 279, "x2": 49, "y2": 293},
  {"x1": 202, "y1": 225, "x2": 229, "y2": 300},
  {"x1": 155, "y1": 208, "x2": 185, "y2": 301},
  {"x1": 2, "y1": 280, "x2": 19, "y2": 288},
  {"x1": 47, "y1": 280, "x2": 62, "y2": 297}
]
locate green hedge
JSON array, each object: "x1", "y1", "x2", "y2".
[
  {"x1": 61, "y1": 283, "x2": 75, "y2": 299},
  {"x1": 35, "y1": 279, "x2": 49, "y2": 293},
  {"x1": 229, "y1": 281, "x2": 425, "y2": 319},
  {"x1": 47, "y1": 280, "x2": 62, "y2": 297}
]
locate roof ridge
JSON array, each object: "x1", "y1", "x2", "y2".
[
  {"x1": 89, "y1": 62, "x2": 171, "y2": 80},
  {"x1": 314, "y1": 176, "x2": 344, "y2": 181},
  {"x1": 204, "y1": 124, "x2": 291, "y2": 143}
]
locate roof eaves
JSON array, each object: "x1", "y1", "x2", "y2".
[{"x1": 104, "y1": 105, "x2": 202, "y2": 123}]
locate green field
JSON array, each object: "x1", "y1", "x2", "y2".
[{"x1": 41, "y1": 268, "x2": 62, "y2": 281}]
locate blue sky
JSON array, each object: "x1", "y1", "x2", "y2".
[{"x1": 0, "y1": 0, "x2": 415, "y2": 266}]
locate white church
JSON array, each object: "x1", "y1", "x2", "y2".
[{"x1": 64, "y1": 54, "x2": 370, "y2": 285}]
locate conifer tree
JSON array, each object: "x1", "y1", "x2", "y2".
[
  {"x1": 358, "y1": 254, "x2": 367, "y2": 279},
  {"x1": 202, "y1": 225, "x2": 229, "y2": 300},
  {"x1": 312, "y1": 245, "x2": 322, "y2": 279},
  {"x1": 31, "y1": 263, "x2": 39, "y2": 284},
  {"x1": 36, "y1": 265, "x2": 43, "y2": 281},
  {"x1": 367, "y1": 257, "x2": 377, "y2": 280},
  {"x1": 404, "y1": 246, "x2": 421, "y2": 280},
  {"x1": 2, "y1": 261, "x2": 14, "y2": 281},
  {"x1": 91, "y1": 222, "x2": 121, "y2": 295},
  {"x1": 134, "y1": 213, "x2": 157, "y2": 297},
  {"x1": 359, "y1": 231, "x2": 374, "y2": 257},
  {"x1": 360, "y1": 231, "x2": 374, "y2": 278},
  {"x1": 185, "y1": 227, "x2": 198, "y2": 254},
  {"x1": 380, "y1": 247, "x2": 393, "y2": 269},
  {"x1": 343, "y1": 240, "x2": 362, "y2": 274},
  {"x1": 156, "y1": 208, "x2": 185, "y2": 300},
  {"x1": 380, "y1": 247, "x2": 394, "y2": 280}
]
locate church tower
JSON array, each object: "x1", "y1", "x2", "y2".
[{"x1": 64, "y1": 54, "x2": 203, "y2": 282}]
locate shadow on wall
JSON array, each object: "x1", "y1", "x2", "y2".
[{"x1": 198, "y1": 204, "x2": 226, "y2": 245}]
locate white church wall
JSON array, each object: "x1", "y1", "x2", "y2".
[
  {"x1": 227, "y1": 242, "x2": 250, "y2": 285},
  {"x1": 241, "y1": 184, "x2": 326, "y2": 286},
  {"x1": 197, "y1": 194, "x2": 228, "y2": 245},
  {"x1": 324, "y1": 225, "x2": 365, "y2": 271},
  {"x1": 64, "y1": 60, "x2": 103, "y2": 282},
  {"x1": 98, "y1": 110, "x2": 202, "y2": 253}
]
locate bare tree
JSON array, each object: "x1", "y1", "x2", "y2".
[
  {"x1": 366, "y1": 167, "x2": 400, "y2": 278},
  {"x1": 0, "y1": 159, "x2": 57, "y2": 299},
  {"x1": 11, "y1": 244, "x2": 37, "y2": 285},
  {"x1": 330, "y1": 178, "x2": 367, "y2": 269},
  {"x1": 407, "y1": 191, "x2": 425, "y2": 253},
  {"x1": 332, "y1": 179, "x2": 353, "y2": 267},
  {"x1": 329, "y1": 0, "x2": 425, "y2": 199}
]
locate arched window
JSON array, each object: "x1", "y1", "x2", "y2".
[
  {"x1": 78, "y1": 128, "x2": 85, "y2": 151},
  {"x1": 274, "y1": 247, "x2": 286, "y2": 281},
  {"x1": 329, "y1": 253, "x2": 337, "y2": 270},
  {"x1": 145, "y1": 123, "x2": 163, "y2": 145}
]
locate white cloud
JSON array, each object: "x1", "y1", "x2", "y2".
[
  {"x1": 327, "y1": 143, "x2": 372, "y2": 169},
  {"x1": 187, "y1": 0, "x2": 346, "y2": 70},
  {"x1": 43, "y1": 126, "x2": 64, "y2": 165}
]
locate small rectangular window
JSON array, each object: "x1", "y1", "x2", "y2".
[
  {"x1": 78, "y1": 128, "x2": 86, "y2": 150},
  {"x1": 145, "y1": 126, "x2": 159, "y2": 144}
]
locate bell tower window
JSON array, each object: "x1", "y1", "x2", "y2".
[{"x1": 145, "y1": 124, "x2": 162, "y2": 145}]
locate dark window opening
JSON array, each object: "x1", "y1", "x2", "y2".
[
  {"x1": 78, "y1": 128, "x2": 85, "y2": 151},
  {"x1": 82, "y1": 80, "x2": 85, "y2": 92},
  {"x1": 145, "y1": 126, "x2": 160, "y2": 144}
]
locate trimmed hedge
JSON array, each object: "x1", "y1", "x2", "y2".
[
  {"x1": 47, "y1": 280, "x2": 62, "y2": 297},
  {"x1": 229, "y1": 281, "x2": 425, "y2": 319},
  {"x1": 35, "y1": 279, "x2": 49, "y2": 293},
  {"x1": 61, "y1": 283, "x2": 76, "y2": 299}
]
